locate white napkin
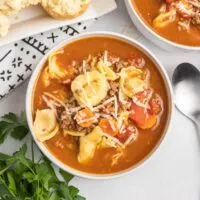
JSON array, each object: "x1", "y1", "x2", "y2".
[{"x1": 0, "y1": 0, "x2": 117, "y2": 100}]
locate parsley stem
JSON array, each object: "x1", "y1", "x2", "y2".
[
  {"x1": 31, "y1": 139, "x2": 35, "y2": 163},
  {"x1": 0, "y1": 163, "x2": 13, "y2": 175},
  {"x1": 0, "y1": 176, "x2": 16, "y2": 197}
]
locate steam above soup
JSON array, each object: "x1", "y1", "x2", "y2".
[{"x1": 33, "y1": 37, "x2": 168, "y2": 174}]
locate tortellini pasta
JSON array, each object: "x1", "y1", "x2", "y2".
[
  {"x1": 78, "y1": 126, "x2": 120, "y2": 163},
  {"x1": 96, "y1": 60, "x2": 118, "y2": 81},
  {"x1": 41, "y1": 67, "x2": 51, "y2": 87},
  {"x1": 48, "y1": 49, "x2": 67, "y2": 79},
  {"x1": 78, "y1": 126, "x2": 103, "y2": 163},
  {"x1": 33, "y1": 109, "x2": 59, "y2": 142},
  {"x1": 153, "y1": 10, "x2": 176, "y2": 28},
  {"x1": 120, "y1": 66, "x2": 147, "y2": 98},
  {"x1": 71, "y1": 70, "x2": 109, "y2": 108}
]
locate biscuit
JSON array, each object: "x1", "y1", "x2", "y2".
[
  {"x1": 0, "y1": 0, "x2": 40, "y2": 16},
  {"x1": 0, "y1": 0, "x2": 91, "y2": 38},
  {"x1": 41, "y1": 0, "x2": 90, "y2": 20},
  {"x1": 0, "y1": 13, "x2": 10, "y2": 37}
]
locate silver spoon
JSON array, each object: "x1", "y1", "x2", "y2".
[{"x1": 172, "y1": 63, "x2": 200, "y2": 129}]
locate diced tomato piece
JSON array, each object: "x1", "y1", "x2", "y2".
[
  {"x1": 129, "y1": 103, "x2": 157, "y2": 129},
  {"x1": 99, "y1": 118, "x2": 118, "y2": 136},
  {"x1": 75, "y1": 109, "x2": 95, "y2": 128},
  {"x1": 134, "y1": 89, "x2": 152, "y2": 105},
  {"x1": 149, "y1": 97, "x2": 162, "y2": 115},
  {"x1": 129, "y1": 103, "x2": 148, "y2": 126},
  {"x1": 116, "y1": 125, "x2": 137, "y2": 143}
]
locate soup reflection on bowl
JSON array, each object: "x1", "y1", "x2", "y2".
[
  {"x1": 26, "y1": 32, "x2": 173, "y2": 179},
  {"x1": 125, "y1": 0, "x2": 200, "y2": 51}
]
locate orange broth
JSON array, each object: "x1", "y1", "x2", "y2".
[
  {"x1": 132, "y1": 0, "x2": 200, "y2": 46},
  {"x1": 33, "y1": 37, "x2": 169, "y2": 174}
]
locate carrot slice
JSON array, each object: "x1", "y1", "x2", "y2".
[
  {"x1": 99, "y1": 118, "x2": 118, "y2": 136},
  {"x1": 138, "y1": 115, "x2": 157, "y2": 130},
  {"x1": 75, "y1": 109, "x2": 95, "y2": 128},
  {"x1": 129, "y1": 103, "x2": 157, "y2": 129}
]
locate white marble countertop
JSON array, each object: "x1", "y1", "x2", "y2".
[{"x1": 0, "y1": 1, "x2": 200, "y2": 200}]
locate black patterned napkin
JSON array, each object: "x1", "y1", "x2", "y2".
[{"x1": 0, "y1": 20, "x2": 94, "y2": 100}]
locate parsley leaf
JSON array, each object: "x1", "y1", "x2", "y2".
[
  {"x1": 0, "y1": 112, "x2": 29, "y2": 143},
  {"x1": 60, "y1": 169, "x2": 74, "y2": 184},
  {"x1": 0, "y1": 112, "x2": 86, "y2": 200}
]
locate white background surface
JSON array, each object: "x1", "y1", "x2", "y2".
[
  {"x1": 0, "y1": 1, "x2": 200, "y2": 200},
  {"x1": 0, "y1": 0, "x2": 116, "y2": 46}
]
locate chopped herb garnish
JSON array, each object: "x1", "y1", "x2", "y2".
[{"x1": 0, "y1": 112, "x2": 86, "y2": 200}]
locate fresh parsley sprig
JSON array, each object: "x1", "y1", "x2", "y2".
[
  {"x1": 0, "y1": 112, "x2": 86, "y2": 200},
  {"x1": 0, "y1": 112, "x2": 29, "y2": 143}
]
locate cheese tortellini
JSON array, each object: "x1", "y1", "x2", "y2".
[
  {"x1": 96, "y1": 60, "x2": 118, "y2": 81},
  {"x1": 153, "y1": 10, "x2": 176, "y2": 28},
  {"x1": 41, "y1": 67, "x2": 51, "y2": 87},
  {"x1": 48, "y1": 49, "x2": 67, "y2": 79},
  {"x1": 71, "y1": 70, "x2": 109, "y2": 108},
  {"x1": 78, "y1": 126, "x2": 103, "y2": 164},
  {"x1": 33, "y1": 109, "x2": 59, "y2": 142},
  {"x1": 78, "y1": 125, "x2": 121, "y2": 163},
  {"x1": 120, "y1": 66, "x2": 147, "y2": 98}
]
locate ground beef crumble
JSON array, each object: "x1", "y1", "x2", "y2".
[{"x1": 55, "y1": 51, "x2": 145, "y2": 135}]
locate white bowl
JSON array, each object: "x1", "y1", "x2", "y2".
[
  {"x1": 26, "y1": 32, "x2": 173, "y2": 179},
  {"x1": 125, "y1": 0, "x2": 200, "y2": 52}
]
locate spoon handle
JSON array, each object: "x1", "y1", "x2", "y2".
[{"x1": 194, "y1": 119, "x2": 200, "y2": 132}]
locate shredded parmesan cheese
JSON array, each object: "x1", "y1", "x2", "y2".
[
  {"x1": 82, "y1": 60, "x2": 96, "y2": 95},
  {"x1": 132, "y1": 96, "x2": 149, "y2": 109},
  {"x1": 111, "y1": 152, "x2": 123, "y2": 166},
  {"x1": 108, "y1": 120, "x2": 117, "y2": 132},
  {"x1": 101, "y1": 132, "x2": 124, "y2": 148},
  {"x1": 98, "y1": 113, "x2": 112, "y2": 119},
  {"x1": 178, "y1": 20, "x2": 191, "y2": 31},
  {"x1": 103, "y1": 50, "x2": 112, "y2": 67},
  {"x1": 80, "y1": 87, "x2": 93, "y2": 111},
  {"x1": 93, "y1": 97, "x2": 115, "y2": 111},
  {"x1": 118, "y1": 89, "x2": 129, "y2": 104},
  {"x1": 43, "y1": 92, "x2": 70, "y2": 114},
  {"x1": 124, "y1": 132, "x2": 138, "y2": 146},
  {"x1": 77, "y1": 116, "x2": 97, "y2": 124},
  {"x1": 69, "y1": 106, "x2": 82, "y2": 113},
  {"x1": 114, "y1": 95, "x2": 118, "y2": 118},
  {"x1": 189, "y1": 0, "x2": 200, "y2": 8},
  {"x1": 111, "y1": 112, "x2": 118, "y2": 121},
  {"x1": 42, "y1": 96, "x2": 57, "y2": 117}
]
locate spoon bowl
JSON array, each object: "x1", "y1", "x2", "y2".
[{"x1": 172, "y1": 63, "x2": 200, "y2": 124}]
